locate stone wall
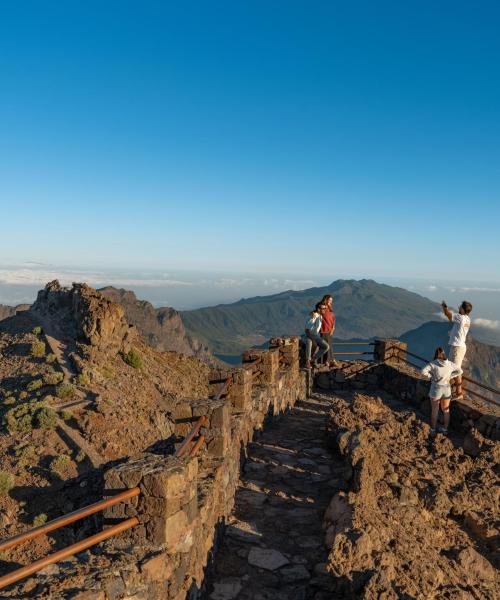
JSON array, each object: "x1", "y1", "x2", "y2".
[
  {"x1": 98, "y1": 337, "x2": 306, "y2": 600},
  {"x1": 315, "y1": 340, "x2": 500, "y2": 442}
]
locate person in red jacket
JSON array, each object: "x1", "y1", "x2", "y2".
[{"x1": 320, "y1": 294, "x2": 337, "y2": 366}]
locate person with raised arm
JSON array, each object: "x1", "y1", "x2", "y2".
[
  {"x1": 441, "y1": 300, "x2": 472, "y2": 399},
  {"x1": 421, "y1": 347, "x2": 463, "y2": 435}
]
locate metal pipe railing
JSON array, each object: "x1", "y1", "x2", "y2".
[
  {"x1": 175, "y1": 415, "x2": 207, "y2": 458},
  {"x1": 189, "y1": 434, "x2": 206, "y2": 457},
  {"x1": 0, "y1": 487, "x2": 140, "y2": 553},
  {"x1": 463, "y1": 386, "x2": 500, "y2": 408},
  {"x1": 0, "y1": 517, "x2": 138, "y2": 591},
  {"x1": 398, "y1": 349, "x2": 500, "y2": 398},
  {"x1": 331, "y1": 351, "x2": 374, "y2": 356},
  {"x1": 331, "y1": 341, "x2": 373, "y2": 346}
]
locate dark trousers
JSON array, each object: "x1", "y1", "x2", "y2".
[{"x1": 320, "y1": 333, "x2": 333, "y2": 362}]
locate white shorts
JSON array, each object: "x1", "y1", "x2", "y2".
[
  {"x1": 448, "y1": 345, "x2": 466, "y2": 368},
  {"x1": 430, "y1": 383, "x2": 452, "y2": 400}
]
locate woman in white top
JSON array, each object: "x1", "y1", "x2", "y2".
[
  {"x1": 305, "y1": 303, "x2": 329, "y2": 368},
  {"x1": 421, "y1": 347, "x2": 463, "y2": 435}
]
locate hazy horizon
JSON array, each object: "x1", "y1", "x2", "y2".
[{"x1": 1, "y1": 263, "x2": 499, "y2": 346}]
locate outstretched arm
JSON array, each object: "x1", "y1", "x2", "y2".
[{"x1": 442, "y1": 301, "x2": 453, "y2": 322}]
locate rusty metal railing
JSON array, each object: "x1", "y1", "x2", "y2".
[
  {"x1": 175, "y1": 415, "x2": 207, "y2": 458},
  {"x1": 0, "y1": 488, "x2": 140, "y2": 591},
  {"x1": 395, "y1": 348, "x2": 500, "y2": 409}
]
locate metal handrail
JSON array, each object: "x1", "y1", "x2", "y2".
[
  {"x1": 0, "y1": 487, "x2": 140, "y2": 553},
  {"x1": 398, "y1": 349, "x2": 500, "y2": 398},
  {"x1": 0, "y1": 517, "x2": 138, "y2": 591},
  {"x1": 332, "y1": 342, "x2": 373, "y2": 346},
  {"x1": 331, "y1": 351, "x2": 374, "y2": 356},
  {"x1": 175, "y1": 415, "x2": 207, "y2": 458}
]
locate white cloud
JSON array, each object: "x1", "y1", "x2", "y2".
[
  {"x1": 0, "y1": 269, "x2": 193, "y2": 288},
  {"x1": 474, "y1": 318, "x2": 500, "y2": 330},
  {"x1": 455, "y1": 287, "x2": 500, "y2": 293}
]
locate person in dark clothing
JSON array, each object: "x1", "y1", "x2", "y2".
[{"x1": 319, "y1": 294, "x2": 337, "y2": 366}]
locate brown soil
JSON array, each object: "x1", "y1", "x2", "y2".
[{"x1": 325, "y1": 391, "x2": 499, "y2": 599}]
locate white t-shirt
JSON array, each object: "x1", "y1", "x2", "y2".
[
  {"x1": 449, "y1": 313, "x2": 471, "y2": 347},
  {"x1": 305, "y1": 313, "x2": 322, "y2": 335}
]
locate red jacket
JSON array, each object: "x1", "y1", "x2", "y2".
[{"x1": 321, "y1": 309, "x2": 336, "y2": 334}]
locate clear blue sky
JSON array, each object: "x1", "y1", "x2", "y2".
[{"x1": 1, "y1": 1, "x2": 499, "y2": 280}]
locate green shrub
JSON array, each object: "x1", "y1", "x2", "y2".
[
  {"x1": 50, "y1": 455, "x2": 71, "y2": 479},
  {"x1": 32, "y1": 326, "x2": 43, "y2": 336},
  {"x1": 75, "y1": 373, "x2": 88, "y2": 386},
  {"x1": 3, "y1": 401, "x2": 53, "y2": 434},
  {"x1": 26, "y1": 379, "x2": 43, "y2": 392},
  {"x1": 3, "y1": 404, "x2": 36, "y2": 434},
  {"x1": 30, "y1": 341, "x2": 46, "y2": 358},
  {"x1": 14, "y1": 444, "x2": 37, "y2": 468},
  {"x1": 46, "y1": 353, "x2": 57, "y2": 364},
  {"x1": 60, "y1": 409, "x2": 73, "y2": 421},
  {"x1": 4, "y1": 397, "x2": 16, "y2": 406},
  {"x1": 55, "y1": 383, "x2": 75, "y2": 399},
  {"x1": 122, "y1": 349, "x2": 142, "y2": 369},
  {"x1": 19, "y1": 391, "x2": 28, "y2": 400},
  {"x1": 33, "y1": 406, "x2": 58, "y2": 429},
  {"x1": 75, "y1": 450, "x2": 86, "y2": 462},
  {"x1": 43, "y1": 372, "x2": 64, "y2": 386},
  {"x1": 0, "y1": 471, "x2": 14, "y2": 496},
  {"x1": 33, "y1": 513, "x2": 48, "y2": 527}
]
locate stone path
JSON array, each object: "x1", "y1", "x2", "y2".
[{"x1": 207, "y1": 394, "x2": 343, "y2": 600}]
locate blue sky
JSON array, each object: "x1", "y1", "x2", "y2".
[{"x1": 0, "y1": 1, "x2": 499, "y2": 281}]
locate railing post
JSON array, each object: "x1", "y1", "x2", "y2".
[{"x1": 373, "y1": 339, "x2": 407, "y2": 364}]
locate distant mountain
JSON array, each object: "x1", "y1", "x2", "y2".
[
  {"x1": 400, "y1": 320, "x2": 500, "y2": 394},
  {"x1": 98, "y1": 287, "x2": 218, "y2": 366},
  {"x1": 181, "y1": 279, "x2": 440, "y2": 357}
]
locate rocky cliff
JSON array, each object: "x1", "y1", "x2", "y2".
[{"x1": 98, "y1": 287, "x2": 217, "y2": 365}]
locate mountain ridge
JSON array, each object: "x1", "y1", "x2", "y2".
[{"x1": 181, "y1": 278, "x2": 441, "y2": 356}]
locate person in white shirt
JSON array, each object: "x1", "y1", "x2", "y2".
[
  {"x1": 421, "y1": 347, "x2": 463, "y2": 434},
  {"x1": 441, "y1": 300, "x2": 472, "y2": 399},
  {"x1": 305, "y1": 303, "x2": 329, "y2": 368}
]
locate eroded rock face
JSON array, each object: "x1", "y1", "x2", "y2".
[
  {"x1": 324, "y1": 393, "x2": 499, "y2": 598},
  {"x1": 98, "y1": 286, "x2": 218, "y2": 365},
  {"x1": 31, "y1": 280, "x2": 133, "y2": 352}
]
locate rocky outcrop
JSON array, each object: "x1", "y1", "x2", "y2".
[
  {"x1": 324, "y1": 393, "x2": 499, "y2": 598},
  {"x1": 99, "y1": 287, "x2": 218, "y2": 365},
  {"x1": 31, "y1": 281, "x2": 134, "y2": 353},
  {"x1": 0, "y1": 303, "x2": 30, "y2": 321}
]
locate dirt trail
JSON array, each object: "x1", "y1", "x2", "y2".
[{"x1": 207, "y1": 394, "x2": 341, "y2": 600}]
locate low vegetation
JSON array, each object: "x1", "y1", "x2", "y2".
[
  {"x1": 32, "y1": 326, "x2": 43, "y2": 336},
  {"x1": 33, "y1": 406, "x2": 58, "y2": 429},
  {"x1": 43, "y1": 371, "x2": 64, "y2": 386},
  {"x1": 0, "y1": 471, "x2": 14, "y2": 497},
  {"x1": 26, "y1": 379, "x2": 43, "y2": 392},
  {"x1": 75, "y1": 373, "x2": 88, "y2": 386},
  {"x1": 32, "y1": 513, "x2": 48, "y2": 527},
  {"x1": 122, "y1": 348, "x2": 142, "y2": 369},
  {"x1": 50, "y1": 454, "x2": 72, "y2": 479},
  {"x1": 30, "y1": 341, "x2": 46, "y2": 358},
  {"x1": 46, "y1": 353, "x2": 57, "y2": 364},
  {"x1": 3, "y1": 402, "x2": 57, "y2": 434},
  {"x1": 55, "y1": 383, "x2": 75, "y2": 399}
]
